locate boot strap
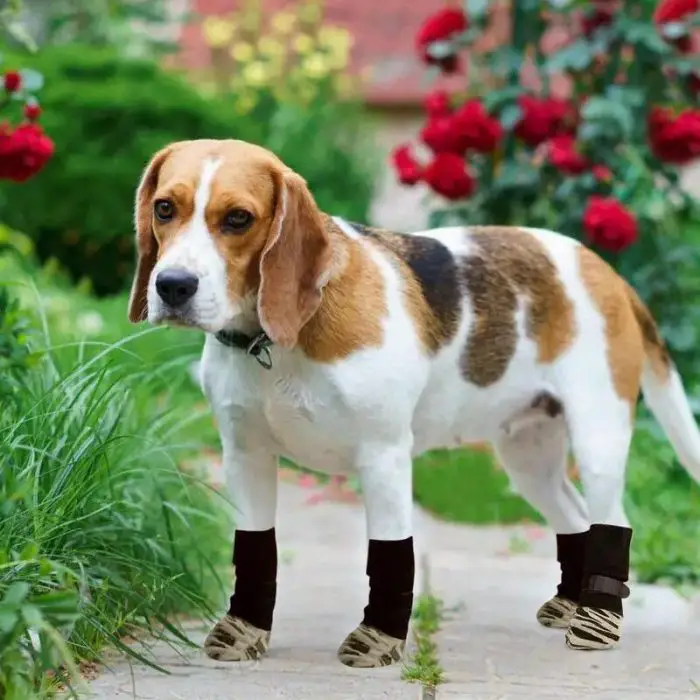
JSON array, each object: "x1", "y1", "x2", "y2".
[{"x1": 584, "y1": 574, "x2": 630, "y2": 599}]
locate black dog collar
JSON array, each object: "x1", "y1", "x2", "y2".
[{"x1": 214, "y1": 329, "x2": 273, "y2": 369}]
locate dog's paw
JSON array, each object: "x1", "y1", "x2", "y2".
[
  {"x1": 565, "y1": 606, "x2": 622, "y2": 651},
  {"x1": 536, "y1": 596, "x2": 578, "y2": 629},
  {"x1": 337, "y1": 623, "x2": 405, "y2": 668},
  {"x1": 203, "y1": 614, "x2": 270, "y2": 661}
]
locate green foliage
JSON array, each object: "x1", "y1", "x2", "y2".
[
  {"x1": 38, "y1": 0, "x2": 182, "y2": 55},
  {"x1": 0, "y1": 568, "x2": 82, "y2": 699},
  {"x1": 0, "y1": 43, "x2": 263, "y2": 296},
  {"x1": 261, "y1": 99, "x2": 375, "y2": 221},
  {"x1": 626, "y1": 427, "x2": 700, "y2": 585},
  {"x1": 0, "y1": 286, "x2": 38, "y2": 399},
  {"x1": 413, "y1": 447, "x2": 540, "y2": 524}
]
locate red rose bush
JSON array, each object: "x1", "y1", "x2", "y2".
[
  {"x1": 392, "y1": 1, "x2": 700, "y2": 258},
  {"x1": 392, "y1": 0, "x2": 700, "y2": 381},
  {"x1": 0, "y1": 67, "x2": 53, "y2": 183}
]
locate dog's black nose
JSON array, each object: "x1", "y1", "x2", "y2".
[{"x1": 155, "y1": 269, "x2": 199, "y2": 308}]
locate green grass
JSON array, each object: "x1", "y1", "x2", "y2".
[
  {"x1": 626, "y1": 427, "x2": 700, "y2": 585},
  {"x1": 401, "y1": 594, "x2": 445, "y2": 689},
  {"x1": 413, "y1": 447, "x2": 541, "y2": 524},
  {"x1": 0, "y1": 252, "x2": 232, "y2": 698}
]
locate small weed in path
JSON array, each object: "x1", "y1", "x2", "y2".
[{"x1": 402, "y1": 594, "x2": 445, "y2": 692}]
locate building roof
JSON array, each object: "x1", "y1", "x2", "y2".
[{"x1": 179, "y1": 0, "x2": 489, "y2": 107}]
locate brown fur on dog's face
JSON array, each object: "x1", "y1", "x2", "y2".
[{"x1": 129, "y1": 139, "x2": 331, "y2": 347}]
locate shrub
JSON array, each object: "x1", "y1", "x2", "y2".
[
  {"x1": 393, "y1": 0, "x2": 700, "y2": 389},
  {"x1": 0, "y1": 44, "x2": 264, "y2": 296}
]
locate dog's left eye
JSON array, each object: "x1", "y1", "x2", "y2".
[{"x1": 223, "y1": 208, "x2": 253, "y2": 233}]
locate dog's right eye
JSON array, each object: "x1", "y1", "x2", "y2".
[{"x1": 154, "y1": 199, "x2": 175, "y2": 222}]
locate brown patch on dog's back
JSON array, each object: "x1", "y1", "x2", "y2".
[
  {"x1": 350, "y1": 223, "x2": 462, "y2": 353},
  {"x1": 576, "y1": 247, "x2": 645, "y2": 405},
  {"x1": 461, "y1": 227, "x2": 576, "y2": 387},
  {"x1": 298, "y1": 219, "x2": 386, "y2": 362}
]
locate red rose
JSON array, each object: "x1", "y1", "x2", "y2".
[
  {"x1": 416, "y1": 8, "x2": 468, "y2": 73},
  {"x1": 546, "y1": 135, "x2": 590, "y2": 174},
  {"x1": 392, "y1": 144, "x2": 423, "y2": 186},
  {"x1": 582, "y1": 196, "x2": 638, "y2": 252},
  {"x1": 0, "y1": 122, "x2": 55, "y2": 182},
  {"x1": 3, "y1": 71, "x2": 21, "y2": 93},
  {"x1": 24, "y1": 102, "x2": 41, "y2": 121},
  {"x1": 515, "y1": 95, "x2": 576, "y2": 147},
  {"x1": 424, "y1": 89, "x2": 451, "y2": 117},
  {"x1": 648, "y1": 106, "x2": 700, "y2": 164},
  {"x1": 582, "y1": 8, "x2": 615, "y2": 37},
  {"x1": 421, "y1": 100, "x2": 502, "y2": 155},
  {"x1": 421, "y1": 113, "x2": 473, "y2": 155},
  {"x1": 451, "y1": 99, "x2": 503, "y2": 154},
  {"x1": 423, "y1": 152, "x2": 475, "y2": 200},
  {"x1": 654, "y1": 0, "x2": 699, "y2": 51}
]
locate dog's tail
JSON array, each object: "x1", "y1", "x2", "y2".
[{"x1": 629, "y1": 285, "x2": 700, "y2": 482}]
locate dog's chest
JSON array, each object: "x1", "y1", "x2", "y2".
[
  {"x1": 260, "y1": 374, "x2": 358, "y2": 474},
  {"x1": 201, "y1": 345, "x2": 362, "y2": 474}
]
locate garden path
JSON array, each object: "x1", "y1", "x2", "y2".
[{"x1": 87, "y1": 474, "x2": 700, "y2": 700}]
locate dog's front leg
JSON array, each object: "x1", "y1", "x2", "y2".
[
  {"x1": 204, "y1": 446, "x2": 279, "y2": 662},
  {"x1": 337, "y1": 441, "x2": 414, "y2": 668}
]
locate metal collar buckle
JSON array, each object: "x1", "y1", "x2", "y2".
[{"x1": 246, "y1": 332, "x2": 273, "y2": 370}]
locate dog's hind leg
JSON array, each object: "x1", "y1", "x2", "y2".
[
  {"x1": 560, "y1": 390, "x2": 635, "y2": 651},
  {"x1": 494, "y1": 413, "x2": 590, "y2": 630}
]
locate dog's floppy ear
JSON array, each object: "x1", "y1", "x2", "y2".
[
  {"x1": 128, "y1": 145, "x2": 175, "y2": 323},
  {"x1": 257, "y1": 168, "x2": 332, "y2": 348}
]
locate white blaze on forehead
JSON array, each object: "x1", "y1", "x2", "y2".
[
  {"x1": 194, "y1": 157, "x2": 222, "y2": 225},
  {"x1": 157, "y1": 156, "x2": 224, "y2": 274}
]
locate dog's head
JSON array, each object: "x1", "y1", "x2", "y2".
[{"x1": 128, "y1": 139, "x2": 332, "y2": 348}]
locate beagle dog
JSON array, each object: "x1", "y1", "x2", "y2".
[{"x1": 129, "y1": 139, "x2": 700, "y2": 665}]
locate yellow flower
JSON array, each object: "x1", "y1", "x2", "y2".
[
  {"x1": 325, "y1": 41, "x2": 351, "y2": 70},
  {"x1": 271, "y1": 11, "x2": 296, "y2": 34},
  {"x1": 318, "y1": 25, "x2": 352, "y2": 48},
  {"x1": 302, "y1": 52, "x2": 330, "y2": 79},
  {"x1": 242, "y1": 60, "x2": 269, "y2": 87},
  {"x1": 230, "y1": 41, "x2": 255, "y2": 63},
  {"x1": 258, "y1": 36, "x2": 285, "y2": 57},
  {"x1": 293, "y1": 34, "x2": 315, "y2": 54},
  {"x1": 202, "y1": 16, "x2": 235, "y2": 48}
]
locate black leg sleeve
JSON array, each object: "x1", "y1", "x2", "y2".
[
  {"x1": 227, "y1": 528, "x2": 278, "y2": 631},
  {"x1": 556, "y1": 531, "x2": 589, "y2": 602},
  {"x1": 361, "y1": 537, "x2": 415, "y2": 640},
  {"x1": 580, "y1": 524, "x2": 632, "y2": 615}
]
